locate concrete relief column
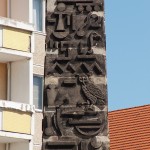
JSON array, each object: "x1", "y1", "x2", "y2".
[{"x1": 43, "y1": 0, "x2": 109, "y2": 149}]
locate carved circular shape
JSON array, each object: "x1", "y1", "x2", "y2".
[
  {"x1": 86, "y1": 5, "x2": 92, "y2": 12},
  {"x1": 90, "y1": 14, "x2": 98, "y2": 24},
  {"x1": 75, "y1": 125, "x2": 101, "y2": 137},
  {"x1": 78, "y1": 5, "x2": 84, "y2": 12},
  {"x1": 53, "y1": 31, "x2": 69, "y2": 39},
  {"x1": 57, "y1": 3, "x2": 66, "y2": 12},
  {"x1": 44, "y1": 128, "x2": 53, "y2": 136},
  {"x1": 94, "y1": 5, "x2": 100, "y2": 12},
  {"x1": 91, "y1": 14, "x2": 98, "y2": 19},
  {"x1": 91, "y1": 137, "x2": 102, "y2": 149}
]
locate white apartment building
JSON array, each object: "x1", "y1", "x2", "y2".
[{"x1": 0, "y1": 0, "x2": 45, "y2": 150}]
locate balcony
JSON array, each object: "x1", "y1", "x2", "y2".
[
  {"x1": 0, "y1": 18, "x2": 33, "y2": 107},
  {"x1": 0, "y1": 100, "x2": 35, "y2": 142},
  {"x1": 0, "y1": 17, "x2": 34, "y2": 62}
]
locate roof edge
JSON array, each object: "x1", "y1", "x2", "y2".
[{"x1": 109, "y1": 104, "x2": 150, "y2": 113}]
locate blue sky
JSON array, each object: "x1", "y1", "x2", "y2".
[{"x1": 105, "y1": 0, "x2": 150, "y2": 111}]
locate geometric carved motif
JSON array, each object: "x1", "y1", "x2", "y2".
[{"x1": 43, "y1": 0, "x2": 109, "y2": 149}]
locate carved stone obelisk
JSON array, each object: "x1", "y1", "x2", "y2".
[{"x1": 43, "y1": 0, "x2": 109, "y2": 149}]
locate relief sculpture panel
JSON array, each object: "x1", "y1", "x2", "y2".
[{"x1": 43, "y1": 0, "x2": 109, "y2": 149}]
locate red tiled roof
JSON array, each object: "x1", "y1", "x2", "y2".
[{"x1": 108, "y1": 105, "x2": 150, "y2": 150}]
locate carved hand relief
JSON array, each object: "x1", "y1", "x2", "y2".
[{"x1": 43, "y1": 0, "x2": 109, "y2": 149}]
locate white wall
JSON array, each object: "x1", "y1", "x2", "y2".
[
  {"x1": 10, "y1": 0, "x2": 29, "y2": 23},
  {"x1": 11, "y1": 59, "x2": 31, "y2": 104},
  {"x1": 0, "y1": 144, "x2": 5, "y2": 150},
  {"x1": 10, "y1": 141, "x2": 29, "y2": 150}
]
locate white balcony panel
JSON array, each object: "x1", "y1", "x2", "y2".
[
  {"x1": 0, "y1": 131, "x2": 32, "y2": 143},
  {"x1": 0, "y1": 48, "x2": 32, "y2": 63}
]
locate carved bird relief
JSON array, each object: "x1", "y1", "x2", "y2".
[{"x1": 78, "y1": 74, "x2": 105, "y2": 105}]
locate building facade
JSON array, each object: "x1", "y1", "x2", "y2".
[{"x1": 0, "y1": 0, "x2": 45, "y2": 150}]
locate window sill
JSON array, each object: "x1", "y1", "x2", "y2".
[
  {"x1": 33, "y1": 30, "x2": 46, "y2": 36},
  {"x1": 35, "y1": 109, "x2": 43, "y2": 113}
]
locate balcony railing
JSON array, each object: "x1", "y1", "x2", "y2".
[{"x1": 0, "y1": 100, "x2": 35, "y2": 138}]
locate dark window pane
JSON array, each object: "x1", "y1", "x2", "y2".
[{"x1": 33, "y1": 76, "x2": 43, "y2": 109}]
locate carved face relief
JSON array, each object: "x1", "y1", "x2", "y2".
[{"x1": 78, "y1": 74, "x2": 88, "y2": 84}]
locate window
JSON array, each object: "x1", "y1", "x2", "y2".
[
  {"x1": 33, "y1": 0, "x2": 42, "y2": 31},
  {"x1": 33, "y1": 76, "x2": 43, "y2": 110}
]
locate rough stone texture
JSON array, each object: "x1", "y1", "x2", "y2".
[
  {"x1": 33, "y1": 32, "x2": 45, "y2": 75},
  {"x1": 47, "y1": 0, "x2": 57, "y2": 12},
  {"x1": 33, "y1": 112, "x2": 43, "y2": 150},
  {"x1": 33, "y1": 65, "x2": 45, "y2": 76},
  {"x1": 43, "y1": 0, "x2": 109, "y2": 149}
]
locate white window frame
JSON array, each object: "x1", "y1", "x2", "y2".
[{"x1": 33, "y1": 0, "x2": 45, "y2": 33}]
